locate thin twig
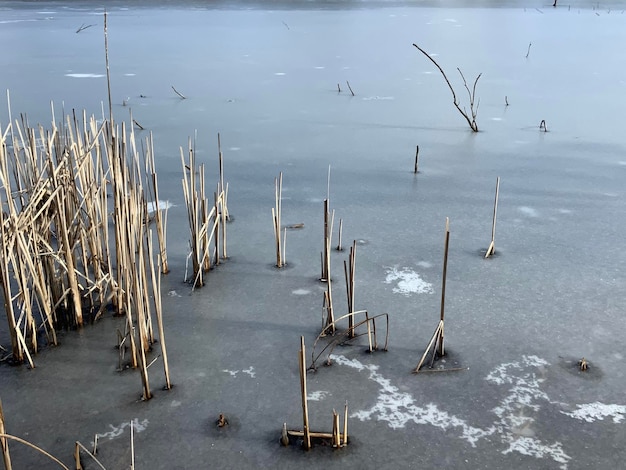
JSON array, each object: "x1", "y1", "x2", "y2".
[
  {"x1": 76, "y1": 23, "x2": 95, "y2": 33},
  {"x1": 346, "y1": 81, "x2": 355, "y2": 96},
  {"x1": 171, "y1": 86, "x2": 186, "y2": 99}
]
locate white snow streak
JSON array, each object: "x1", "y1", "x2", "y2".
[
  {"x1": 561, "y1": 403, "x2": 626, "y2": 423},
  {"x1": 330, "y1": 353, "x2": 624, "y2": 469},
  {"x1": 330, "y1": 354, "x2": 492, "y2": 446},
  {"x1": 96, "y1": 418, "x2": 149, "y2": 440}
]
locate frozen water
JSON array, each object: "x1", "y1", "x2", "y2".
[{"x1": 1, "y1": 2, "x2": 626, "y2": 469}]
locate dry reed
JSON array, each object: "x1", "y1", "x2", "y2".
[
  {"x1": 181, "y1": 134, "x2": 229, "y2": 289},
  {"x1": 0, "y1": 102, "x2": 171, "y2": 397}
]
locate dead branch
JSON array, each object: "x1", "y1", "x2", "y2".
[{"x1": 412, "y1": 44, "x2": 481, "y2": 132}]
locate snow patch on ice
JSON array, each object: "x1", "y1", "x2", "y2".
[
  {"x1": 485, "y1": 355, "x2": 570, "y2": 468},
  {"x1": 561, "y1": 403, "x2": 626, "y2": 423},
  {"x1": 362, "y1": 96, "x2": 395, "y2": 101},
  {"x1": 97, "y1": 418, "x2": 149, "y2": 440},
  {"x1": 331, "y1": 353, "x2": 622, "y2": 469},
  {"x1": 292, "y1": 288, "x2": 311, "y2": 295},
  {"x1": 518, "y1": 206, "x2": 538, "y2": 217},
  {"x1": 147, "y1": 199, "x2": 172, "y2": 215},
  {"x1": 223, "y1": 367, "x2": 256, "y2": 378},
  {"x1": 308, "y1": 391, "x2": 331, "y2": 401},
  {"x1": 65, "y1": 73, "x2": 105, "y2": 78},
  {"x1": 417, "y1": 261, "x2": 432, "y2": 269},
  {"x1": 0, "y1": 19, "x2": 38, "y2": 24},
  {"x1": 384, "y1": 266, "x2": 434, "y2": 295},
  {"x1": 167, "y1": 290, "x2": 182, "y2": 297},
  {"x1": 274, "y1": 72, "x2": 286, "y2": 76}
]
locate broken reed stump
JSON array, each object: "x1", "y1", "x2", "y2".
[
  {"x1": 285, "y1": 337, "x2": 349, "y2": 449},
  {"x1": 415, "y1": 218, "x2": 450, "y2": 373},
  {"x1": 484, "y1": 176, "x2": 500, "y2": 259},
  {"x1": 343, "y1": 241, "x2": 357, "y2": 338},
  {"x1": 272, "y1": 172, "x2": 285, "y2": 267},
  {"x1": 525, "y1": 42, "x2": 532, "y2": 58},
  {"x1": 299, "y1": 336, "x2": 311, "y2": 450},
  {"x1": 130, "y1": 420, "x2": 135, "y2": 470},
  {"x1": 336, "y1": 218, "x2": 343, "y2": 251},
  {"x1": 74, "y1": 441, "x2": 107, "y2": 470},
  {"x1": 539, "y1": 120, "x2": 548, "y2": 132},
  {"x1": 320, "y1": 199, "x2": 334, "y2": 281},
  {"x1": 320, "y1": 199, "x2": 336, "y2": 335},
  {"x1": 217, "y1": 133, "x2": 229, "y2": 256},
  {"x1": 414, "y1": 145, "x2": 420, "y2": 173}
]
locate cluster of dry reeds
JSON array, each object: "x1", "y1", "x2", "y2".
[
  {"x1": 0, "y1": 105, "x2": 170, "y2": 394},
  {"x1": 181, "y1": 133, "x2": 229, "y2": 289}
]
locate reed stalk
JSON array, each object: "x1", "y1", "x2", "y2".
[
  {"x1": 272, "y1": 172, "x2": 284, "y2": 267},
  {"x1": 299, "y1": 336, "x2": 311, "y2": 450},
  {"x1": 0, "y1": 399, "x2": 12, "y2": 470},
  {"x1": 485, "y1": 177, "x2": 500, "y2": 258}
]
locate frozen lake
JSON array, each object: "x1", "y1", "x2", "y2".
[{"x1": 1, "y1": 1, "x2": 625, "y2": 469}]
